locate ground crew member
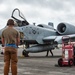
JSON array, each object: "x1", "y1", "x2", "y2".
[{"x1": 1, "y1": 19, "x2": 20, "y2": 75}]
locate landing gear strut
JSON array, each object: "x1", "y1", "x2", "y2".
[{"x1": 22, "y1": 43, "x2": 29, "y2": 57}]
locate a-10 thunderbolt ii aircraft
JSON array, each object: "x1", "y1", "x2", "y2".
[{"x1": 1, "y1": 8, "x2": 75, "y2": 57}]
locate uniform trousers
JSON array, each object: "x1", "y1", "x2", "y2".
[{"x1": 4, "y1": 47, "x2": 18, "y2": 75}]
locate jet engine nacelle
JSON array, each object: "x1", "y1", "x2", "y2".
[{"x1": 57, "y1": 23, "x2": 75, "y2": 35}]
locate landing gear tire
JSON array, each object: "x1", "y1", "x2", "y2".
[
  {"x1": 68, "y1": 59, "x2": 74, "y2": 66},
  {"x1": 58, "y1": 58, "x2": 63, "y2": 67},
  {"x1": 22, "y1": 50, "x2": 29, "y2": 57}
]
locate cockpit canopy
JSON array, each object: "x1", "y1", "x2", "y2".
[{"x1": 11, "y1": 8, "x2": 29, "y2": 27}]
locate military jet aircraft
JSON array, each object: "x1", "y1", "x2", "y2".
[{"x1": 1, "y1": 8, "x2": 75, "y2": 57}]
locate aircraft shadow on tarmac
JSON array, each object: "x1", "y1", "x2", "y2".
[{"x1": 19, "y1": 55, "x2": 61, "y2": 59}]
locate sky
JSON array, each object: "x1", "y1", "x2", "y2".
[{"x1": 0, "y1": 0, "x2": 75, "y2": 29}]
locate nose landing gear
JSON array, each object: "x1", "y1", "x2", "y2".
[{"x1": 22, "y1": 50, "x2": 29, "y2": 57}]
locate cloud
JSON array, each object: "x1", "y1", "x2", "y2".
[
  {"x1": 0, "y1": 0, "x2": 4, "y2": 4},
  {"x1": 0, "y1": 0, "x2": 75, "y2": 29},
  {"x1": 17, "y1": 0, "x2": 69, "y2": 11}
]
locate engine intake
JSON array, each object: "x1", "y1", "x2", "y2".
[{"x1": 57, "y1": 23, "x2": 75, "y2": 35}]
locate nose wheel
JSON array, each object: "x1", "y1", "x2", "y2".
[{"x1": 22, "y1": 50, "x2": 29, "y2": 57}]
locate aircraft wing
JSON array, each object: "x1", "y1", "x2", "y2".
[
  {"x1": 43, "y1": 34, "x2": 75, "y2": 44},
  {"x1": 43, "y1": 36, "x2": 57, "y2": 41}
]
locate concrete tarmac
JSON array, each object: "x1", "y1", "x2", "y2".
[{"x1": 0, "y1": 47, "x2": 75, "y2": 75}]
